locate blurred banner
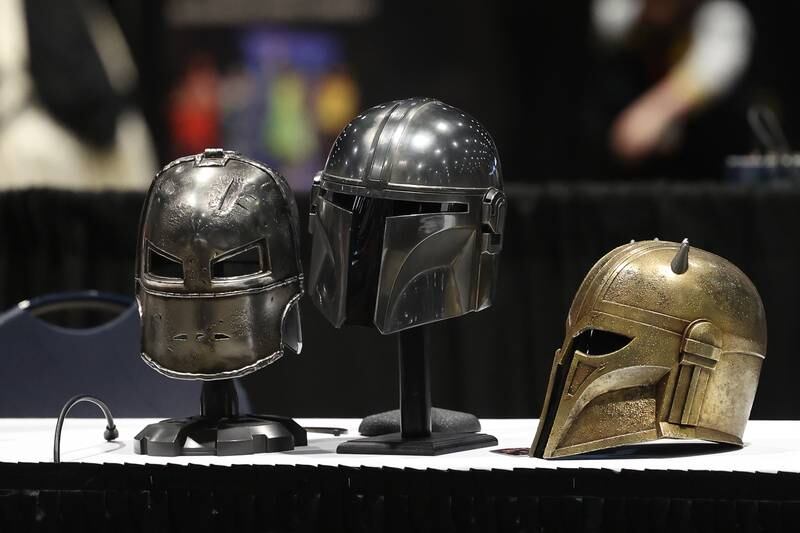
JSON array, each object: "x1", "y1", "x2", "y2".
[{"x1": 168, "y1": 28, "x2": 360, "y2": 191}]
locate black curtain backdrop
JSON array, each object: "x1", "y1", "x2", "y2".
[{"x1": 0, "y1": 184, "x2": 795, "y2": 420}]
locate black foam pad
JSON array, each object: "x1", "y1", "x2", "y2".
[{"x1": 358, "y1": 407, "x2": 482, "y2": 436}]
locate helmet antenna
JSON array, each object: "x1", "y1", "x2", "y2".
[{"x1": 671, "y1": 238, "x2": 690, "y2": 274}]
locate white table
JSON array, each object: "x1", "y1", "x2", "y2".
[{"x1": 1, "y1": 418, "x2": 797, "y2": 473}]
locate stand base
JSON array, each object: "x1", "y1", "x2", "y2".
[
  {"x1": 134, "y1": 414, "x2": 307, "y2": 456},
  {"x1": 337, "y1": 431, "x2": 497, "y2": 456},
  {"x1": 359, "y1": 407, "x2": 482, "y2": 436}
]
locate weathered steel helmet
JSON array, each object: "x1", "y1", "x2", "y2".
[
  {"x1": 135, "y1": 148, "x2": 303, "y2": 380},
  {"x1": 531, "y1": 239, "x2": 767, "y2": 458},
  {"x1": 308, "y1": 97, "x2": 506, "y2": 334}
]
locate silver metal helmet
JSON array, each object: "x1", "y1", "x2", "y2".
[
  {"x1": 135, "y1": 148, "x2": 304, "y2": 380},
  {"x1": 308, "y1": 97, "x2": 505, "y2": 334}
]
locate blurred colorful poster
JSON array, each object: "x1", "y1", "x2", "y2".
[{"x1": 168, "y1": 29, "x2": 359, "y2": 191}]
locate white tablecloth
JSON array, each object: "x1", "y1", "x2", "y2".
[{"x1": 0, "y1": 418, "x2": 796, "y2": 473}]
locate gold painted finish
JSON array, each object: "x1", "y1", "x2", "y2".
[{"x1": 531, "y1": 240, "x2": 767, "y2": 459}]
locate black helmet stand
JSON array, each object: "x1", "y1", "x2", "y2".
[
  {"x1": 134, "y1": 380, "x2": 306, "y2": 456},
  {"x1": 337, "y1": 326, "x2": 497, "y2": 455}
]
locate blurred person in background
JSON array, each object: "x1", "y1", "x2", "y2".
[
  {"x1": 581, "y1": 0, "x2": 754, "y2": 179},
  {"x1": 0, "y1": 0, "x2": 156, "y2": 190}
]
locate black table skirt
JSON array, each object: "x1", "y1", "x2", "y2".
[
  {"x1": 0, "y1": 182, "x2": 798, "y2": 420},
  {"x1": 0, "y1": 462, "x2": 799, "y2": 532}
]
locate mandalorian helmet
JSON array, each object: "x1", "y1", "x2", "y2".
[
  {"x1": 135, "y1": 148, "x2": 303, "y2": 380},
  {"x1": 531, "y1": 239, "x2": 767, "y2": 458},
  {"x1": 308, "y1": 97, "x2": 506, "y2": 334}
]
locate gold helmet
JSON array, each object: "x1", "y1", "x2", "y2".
[{"x1": 531, "y1": 239, "x2": 767, "y2": 459}]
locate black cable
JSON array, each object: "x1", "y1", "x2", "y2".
[{"x1": 53, "y1": 395, "x2": 118, "y2": 463}]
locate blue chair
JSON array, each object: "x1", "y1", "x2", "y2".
[{"x1": 0, "y1": 291, "x2": 200, "y2": 417}]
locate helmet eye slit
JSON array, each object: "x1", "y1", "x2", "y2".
[
  {"x1": 572, "y1": 328, "x2": 632, "y2": 356},
  {"x1": 148, "y1": 245, "x2": 184, "y2": 280},
  {"x1": 326, "y1": 191, "x2": 357, "y2": 210},
  {"x1": 211, "y1": 242, "x2": 265, "y2": 280},
  {"x1": 323, "y1": 189, "x2": 468, "y2": 216},
  {"x1": 391, "y1": 199, "x2": 468, "y2": 216}
]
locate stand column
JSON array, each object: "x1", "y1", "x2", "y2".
[
  {"x1": 200, "y1": 380, "x2": 239, "y2": 419},
  {"x1": 399, "y1": 326, "x2": 432, "y2": 438}
]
